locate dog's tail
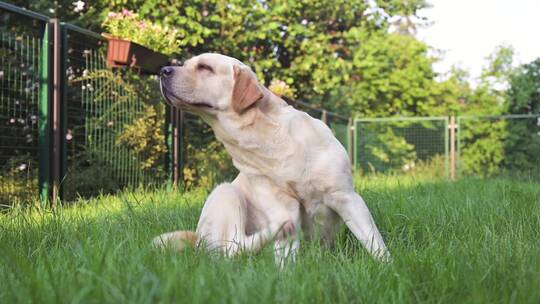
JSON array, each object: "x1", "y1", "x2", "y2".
[{"x1": 152, "y1": 230, "x2": 199, "y2": 252}]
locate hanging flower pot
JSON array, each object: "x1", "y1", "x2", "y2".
[{"x1": 106, "y1": 37, "x2": 169, "y2": 75}]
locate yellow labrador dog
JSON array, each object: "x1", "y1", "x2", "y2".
[{"x1": 154, "y1": 53, "x2": 390, "y2": 263}]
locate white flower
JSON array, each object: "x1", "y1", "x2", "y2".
[
  {"x1": 18, "y1": 163, "x2": 28, "y2": 171},
  {"x1": 73, "y1": 1, "x2": 85, "y2": 13}
]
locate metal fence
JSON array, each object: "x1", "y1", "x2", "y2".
[
  {"x1": 353, "y1": 115, "x2": 540, "y2": 179},
  {"x1": 62, "y1": 25, "x2": 170, "y2": 200},
  {"x1": 458, "y1": 114, "x2": 540, "y2": 178},
  {"x1": 0, "y1": 4, "x2": 46, "y2": 205},
  {"x1": 0, "y1": 2, "x2": 176, "y2": 205},
  {"x1": 354, "y1": 117, "x2": 449, "y2": 178}
]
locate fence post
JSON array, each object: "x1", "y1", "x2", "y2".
[
  {"x1": 60, "y1": 23, "x2": 68, "y2": 201},
  {"x1": 321, "y1": 110, "x2": 328, "y2": 125},
  {"x1": 177, "y1": 109, "x2": 185, "y2": 187},
  {"x1": 38, "y1": 21, "x2": 52, "y2": 205},
  {"x1": 173, "y1": 107, "x2": 184, "y2": 188},
  {"x1": 449, "y1": 115, "x2": 457, "y2": 180},
  {"x1": 352, "y1": 118, "x2": 357, "y2": 172},
  {"x1": 347, "y1": 117, "x2": 353, "y2": 165},
  {"x1": 165, "y1": 105, "x2": 173, "y2": 188},
  {"x1": 167, "y1": 106, "x2": 184, "y2": 189},
  {"x1": 51, "y1": 19, "x2": 62, "y2": 206}
]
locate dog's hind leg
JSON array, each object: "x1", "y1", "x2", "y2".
[
  {"x1": 227, "y1": 220, "x2": 295, "y2": 257},
  {"x1": 197, "y1": 183, "x2": 292, "y2": 257}
]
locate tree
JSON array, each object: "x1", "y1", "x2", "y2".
[{"x1": 507, "y1": 58, "x2": 540, "y2": 114}]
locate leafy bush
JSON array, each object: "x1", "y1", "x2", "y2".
[
  {"x1": 117, "y1": 104, "x2": 167, "y2": 174},
  {"x1": 182, "y1": 115, "x2": 237, "y2": 189},
  {"x1": 357, "y1": 120, "x2": 447, "y2": 175},
  {"x1": 502, "y1": 118, "x2": 540, "y2": 175},
  {"x1": 459, "y1": 116, "x2": 540, "y2": 177},
  {"x1": 66, "y1": 69, "x2": 168, "y2": 198},
  {"x1": 268, "y1": 79, "x2": 296, "y2": 98},
  {"x1": 508, "y1": 58, "x2": 540, "y2": 115},
  {"x1": 367, "y1": 127, "x2": 418, "y2": 173},
  {"x1": 0, "y1": 156, "x2": 38, "y2": 207},
  {"x1": 459, "y1": 118, "x2": 507, "y2": 176}
]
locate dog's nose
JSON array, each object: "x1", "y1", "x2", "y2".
[{"x1": 160, "y1": 66, "x2": 174, "y2": 78}]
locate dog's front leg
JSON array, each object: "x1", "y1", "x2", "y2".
[
  {"x1": 272, "y1": 203, "x2": 301, "y2": 268},
  {"x1": 325, "y1": 191, "x2": 391, "y2": 261},
  {"x1": 274, "y1": 237, "x2": 300, "y2": 268}
]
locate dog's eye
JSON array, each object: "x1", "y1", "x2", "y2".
[{"x1": 197, "y1": 63, "x2": 214, "y2": 73}]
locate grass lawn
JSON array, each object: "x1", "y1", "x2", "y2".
[{"x1": 1, "y1": 176, "x2": 539, "y2": 303}]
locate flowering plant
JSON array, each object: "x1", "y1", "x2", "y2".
[
  {"x1": 268, "y1": 78, "x2": 296, "y2": 98},
  {"x1": 102, "y1": 9, "x2": 180, "y2": 55}
]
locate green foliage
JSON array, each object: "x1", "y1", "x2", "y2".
[
  {"x1": 117, "y1": 104, "x2": 167, "y2": 172},
  {"x1": 357, "y1": 119, "x2": 448, "y2": 176},
  {"x1": 182, "y1": 116, "x2": 237, "y2": 188},
  {"x1": 0, "y1": 156, "x2": 38, "y2": 206},
  {"x1": 459, "y1": 116, "x2": 540, "y2": 177},
  {"x1": 68, "y1": 69, "x2": 168, "y2": 197},
  {"x1": 25, "y1": 0, "x2": 439, "y2": 117},
  {"x1": 346, "y1": 33, "x2": 444, "y2": 116},
  {"x1": 268, "y1": 79, "x2": 296, "y2": 99},
  {"x1": 481, "y1": 44, "x2": 515, "y2": 88},
  {"x1": 502, "y1": 119, "x2": 540, "y2": 175},
  {"x1": 460, "y1": 118, "x2": 508, "y2": 176},
  {"x1": 508, "y1": 58, "x2": 540, "y2": 114},
  {"x1": 367, "y1": 126, "x2": 418, "y2": 172},
  {"x1": 502, "y1": 58, "x2": 540, "y2": 175}
]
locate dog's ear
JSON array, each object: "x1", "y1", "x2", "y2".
[{"x1": 232, "y1": 65, "x2": 264, "y2": 113}]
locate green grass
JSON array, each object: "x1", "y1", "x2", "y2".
[{"x1": 1, "y1": 176, "x2": 540, "y2": 303}]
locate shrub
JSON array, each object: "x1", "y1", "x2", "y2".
[{"x1": 0, "y1": 156, "x2": 38, "y2": 207}]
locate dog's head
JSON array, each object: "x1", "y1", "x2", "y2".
[{"x1": 160, "y1": 53, "x2": 269, "y2": 115}]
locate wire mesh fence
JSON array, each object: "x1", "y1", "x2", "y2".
[
  {"x1": 0, "y1": 6, "x2": 47, "y2": 205},
  {"x1": 62, "y1": 25, "x2": 169, "y2": 199},
  {"x1": 354, "y1": 117, "x2": 449, "y2": 178},
  {"x1": 458, "y1": 115, "x2": 540, "y2": 178},
  {"x1": 0, "y1": 2, "x2": 175, "y2": 205}
]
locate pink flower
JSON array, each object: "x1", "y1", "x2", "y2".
[
  {"x1": 122, "y1": 9, "x2": 134, "y2": 17},
  {"x1": 138, "y1": 21, "x2": 147, "y2": 29},
  {"x1": 108, "y1": 12, "x2": 118, "y2": 18}
]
